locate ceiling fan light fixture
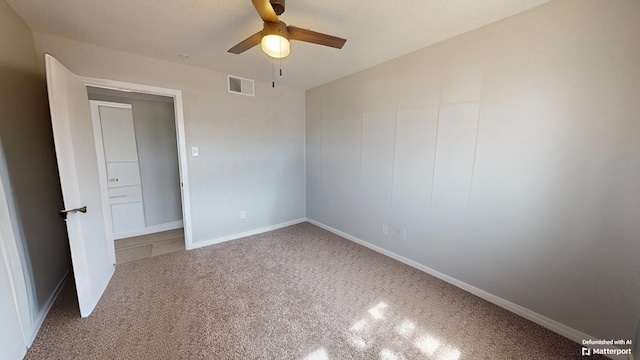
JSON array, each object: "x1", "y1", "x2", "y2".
[
  {"x1": 261, "y1": 34, "x2": 290, "y2": 58},
  {"x1": 227, "y1": 1, "x2": 346, "y2": 58}
]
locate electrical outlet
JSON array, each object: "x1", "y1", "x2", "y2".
[
  {"x1": 240, "y1": 210, "x2": 246, "y2": 219},
  {"x1": 191, "y1": 147, "x2": 199, "y2": 156},
  {"x1": 393, "y1": 228, "x2": 407, "y2": 240},
  {"x1": 382, "y1": 224, "x2": 389, "y2": 235}
]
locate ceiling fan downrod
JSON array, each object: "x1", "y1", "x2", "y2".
[{"x1": 270, "y1": 0, "x2": 285, "y2": 15}]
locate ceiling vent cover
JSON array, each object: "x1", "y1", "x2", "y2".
[{"x1": 227, "y1": 75, "x2": 255, "y2": 97}]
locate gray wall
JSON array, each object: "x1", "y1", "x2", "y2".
[
  {"x1": 306, "y1": 0, "x2": 639, "y2": 342},
  {"x1": 0, "y1": 0, "x2": 70, "y2": 336},
  {"x1": 87, "y1": 90, "x2": 183, "y2": 227},
  {"x1": 133, "y1": 99, "x2": 182, "y2": 226},
  {"x1": 34, "y1": 33, "x2": 306, "y2": 246},
  {"x1": 635, "y1": 322, "x2": 640, "y2": 360}
]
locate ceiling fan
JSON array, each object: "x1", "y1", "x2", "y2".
[{"x1": 228, "y1": 0, "x2": 347, "y2": 59}]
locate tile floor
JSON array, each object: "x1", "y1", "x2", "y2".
[{"x1": 115, "y1": 228, "x2": 185, "y2": 264}]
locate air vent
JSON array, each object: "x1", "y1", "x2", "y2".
[{"x1": 227, "y1": 75, "x2": 255, "y2": 97}]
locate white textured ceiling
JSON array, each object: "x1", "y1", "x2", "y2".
[{"x1": 8, "y1": 0, "x2": 547, "y2": 90}]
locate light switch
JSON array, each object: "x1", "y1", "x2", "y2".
[{"x1": 191, "y1": 147, "x2": 199, "y2": 156}]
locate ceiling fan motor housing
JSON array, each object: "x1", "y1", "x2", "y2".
[
  {"x1": 263, "y1": 21, "x2": 289, "y2": 38},
  {"x1": 270, "y1": 0, "x2": 285, "y2": 15}
]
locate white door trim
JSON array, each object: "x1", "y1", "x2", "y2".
[{"x1": 80, "y1": 77, "x2": 194, "y2": 250}]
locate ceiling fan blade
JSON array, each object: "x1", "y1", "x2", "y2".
[
  {"x1": 287, "y1": 26, "x2": 346, "y2": 49},
  {"x1": 252, "y1": 0, "x2": 279, "y2": 23},
  {"x1": 228, "y1": 31, "x2": 263, "y2": 54}
]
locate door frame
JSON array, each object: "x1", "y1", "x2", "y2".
[
  {"x1": 90, "y1": 99, "x2": 185, "y2": 241},
  {"x1": 0, "y1": 164, "x2": 29, "y2": 357},
  {"x1": 80, "y1": 77, "x2": 194, "y2": 252}
]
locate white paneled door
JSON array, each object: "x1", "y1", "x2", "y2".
[
  {"x1": 45, "y1": 54, "x2": 115, "y2": 317},
  {"x1": 91, "y1": 101, "x2": 146, "y2": 237}
]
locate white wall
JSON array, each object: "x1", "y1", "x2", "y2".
[
  {"x1": 132, "y1": 100, "x2": 182, "y2": 226},
  {"x1": 34, "y1": 33, "x2": 306, "y2": 246},
  {"x1": 306, "y1": 0, "x2": 640, "y2": 342}
]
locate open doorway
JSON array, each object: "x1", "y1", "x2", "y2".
[
  {"x1": 44, "y1": 55, "x2": 192, "y2": 316},
  {"x1": 86, "y1": 86, "x2": 187, "y2": 264}
]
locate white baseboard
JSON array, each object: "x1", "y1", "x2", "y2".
[
  {"x1": 114, "y1": 220, "x2": 183, "y2": 240},
  {"x1": 305, "y1": 218, "x2": 629, "y2": 360},
  {"x1": 27, "y1": 269, "x2": 70, "y2": 346},
  {"x1": 188, "y1": 218, "x2": 307, "y2": 250}
]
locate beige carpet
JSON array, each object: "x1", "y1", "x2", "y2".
[{"x1": 26, "y1": 223, "x2": 601, "y2": 359}]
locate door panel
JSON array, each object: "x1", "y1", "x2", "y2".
[
  {"x1": 106, "y1": 162, "x2": 142, "y2": 188},
  {"x1": 111, "y1": 202, "x2": 145, "y2": 235},
  {"x1": 98, "y1": 106, "x2": 138, "y2": 162},
  {"x1": 45, "y1": 54, "x2": 115, "y2": 317},
  {"x1": 108, "y1": 185, "x2": 143, "y2": 204}
]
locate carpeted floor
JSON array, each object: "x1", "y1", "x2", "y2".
[{"x1": 26, "y1": 223, "x2": 600, "y2": 359}]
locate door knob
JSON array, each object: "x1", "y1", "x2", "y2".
[
  {"x1": 60, "y1": 206, "x2": 87, "y2": 219},
  {"x1": 60, "y1": 206, "x2": 87, "y2": 214}
]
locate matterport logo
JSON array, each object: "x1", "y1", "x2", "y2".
[{"x1": 581, "y1": 338, "x2": 633, "y2": 357}]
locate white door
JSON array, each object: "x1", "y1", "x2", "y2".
[
  {"x1": 91, "y1": 102, "x2": 146, "y2": 237},
  {"x1": 0, "y1": 255, "x2": 26, "y2": 360},
  {"x1": 45, "y1": 54, "x2": 115, "y2": 317}
]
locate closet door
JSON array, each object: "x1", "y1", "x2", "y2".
[
  {"x1": 99, "y1": 106, "x2": 138, "y2": 163},
  {"x1": 96, "y1": 103, "x2": 146, "y2": 236}
]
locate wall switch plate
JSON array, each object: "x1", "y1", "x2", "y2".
[
  {"x1": 394, "y1": 228, "x2": 401, "y2": 238},
  {"x1": 240, "y1": 210, "x2": 246, "y2": 219},
  {"x1": 382, "y1": 225, "x2": 389, "y2": 235},
  {"x1": 191, "y1": 147, "x2": 199, "y2": 156}
]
